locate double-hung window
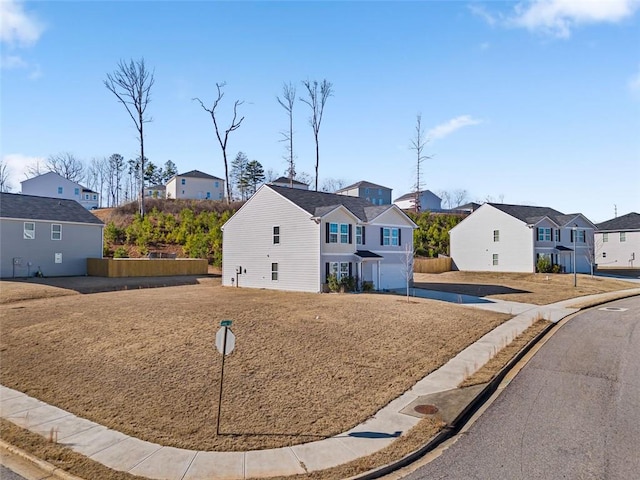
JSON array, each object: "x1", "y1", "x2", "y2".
[
  {"x1": 555, "y1": 229, "x2": 561, "y2": 242},
  {"x1": 603, "y1": 233, "x2": 609, "y2": 242},
  {"x1": 330, "y1": 261, "x2": 350, "y2": 280},
  {"x1": 24, "y1": 222, "x2": 35, "y2": 239},
  {"x1": 493, "y1": 230, "x2": 500, "y2": 242},
  {"x1": 328, "y1": 223, "x2": 338, "y2": 243},
  {"x1": 340, "y1": 224, "x2": 349, "y2": 243},
  {"x1": 271, "y1": 263, "x2": 278, "y2": 281},
  {"x1": 578, "y1": 230, "x2": 585, "y2": 243},
  {"x1": 273, "y1": 226, "x2": 280, "y2": 244},
  {"x1": 537, "y1": 227, "x2": 551, "y2": 241},
  {"x1": 492, "y1": 254, "x2": 499, "y2": 265},
  {"x1": 382, "y1": 227, "x2": 400, "y2": 246},
  {"x1": 51, "y1": 224, "x2": 62, "y2": 240},
  {"x1": 57, "y1": 187, "x2": 63, "y2": 194},
  {"x1": 356, "y1": 226, "x2": 363, "y2": 245},
  {"x1": 340, "y1": 262, "x2": 349, "y2": 278},
  {"x1": 620, "y1": 232, "x2": 626, "y2": 242}
]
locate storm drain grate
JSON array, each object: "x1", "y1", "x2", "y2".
[{"x1": 414, "y1": 404, "x2": 439, "y2": 415}]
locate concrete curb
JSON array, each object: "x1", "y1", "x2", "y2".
[
  {"x1": 0, "y1": 439, "x2": 85, "y2": 480},
  {"x1": 349, "y1": 316, "x2": 561, "y2": 480}
]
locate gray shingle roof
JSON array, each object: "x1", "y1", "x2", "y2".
[
  {"x1": 393, "y1": 190, "x2": 440, "y2": 202},
  {"x1": 271, "y1": 176, "x2": 308, "y2": 186},
  {"x1": 489, "y1": 203, "x2": 576, "y2": 226},
  {"x1": 336, "y1": 180, "x2": 391, "y2": 192},
  {"x1": 269, "y1": 185, "x2": 390, "y2": 222},
  {"x1": 596, "y1": 212, "x2": 640, "y2": 231},
  {"x1": 0, "y1": 193, "x2": 104, "y2": 225},
  {"x1": 177, "y1": 170, "x2": 223, "y2": 180}
]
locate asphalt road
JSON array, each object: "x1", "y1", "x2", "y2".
[
  {"x1": 0, "y1": 465, "x2": 26, "y2": 480},
  {"x1": 404, "y1": 296, "x2": 640, "y2": 480}
]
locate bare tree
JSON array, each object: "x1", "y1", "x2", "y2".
[
  {"x1": 46, "y1": 152, "x2": 85, "y2": 182},
  {"x1": 409, "y1": 114, "x2": 431, "y2": 213},
  {"x1": 300, "y1": 79, "x2": 333, "y2": 191},
  {"x1": 193, "y1": 83, "x2": 244, "y2": 203},
  {"x1": 321, "y1": 177, "x2": 347, "y2": 193},
  {"x1": 88, "y1": 157, "x2": 108, "y2": 207},
  {"x1": 0, "y1": 160, "x2": 11, "y2": 192},
  {"x1": 452, "y1": 189, "x2": 469, "y2": 208},
  {"x1": 26, "y1": 159, "x2": 45, "y2": 178},
  {"x1": 104, "y1": 58, "x2": 154, "y2": 216},
  {"x1": 400, "y1": 242, "x2": 415, "y2": 302},
  {"x1": 277, "y1": 82, "x2": 297, "y2": 187}
]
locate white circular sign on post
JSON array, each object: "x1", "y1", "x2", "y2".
[{"x1": 215, "y1": 327, "x2": 236, "y2": 355}]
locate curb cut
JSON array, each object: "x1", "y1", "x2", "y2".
[
  {"x1": 0, "y1": 439, "x2": 85, "y2": 480},
  {"x1": 350, "y1": 317, "x2": 559, "y2": 480}
]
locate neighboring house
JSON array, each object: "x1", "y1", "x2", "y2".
[
  {"x1": 451, "y1": 202, "x2": 481, "y2": 214},
  {"x1": 144, "y1": 184, "x2": 166, "y2": 199},
  {"x1": 336, "y1": 181, "x2": 392, "y2": 206},
  {"x1": 21, "y1": 172, "x2": 100, "y2": 209},
  {"x1": 270, "y1": 176, "x2": 309, "y2": 190},
  {"x1": 394, "y1": 190, "x2": 442, "y2": 212},
  {"x1": 595, "y1": 212, "x2": 639, "y2": 269},
  {"x1": 221, "y1": 184, "x2": 417, "y2": 293},
  {"x1": 0, "y1": 193, "x2": 104, "y2": 278},
  {"x1": 450, "y1": 203, "x2": 596, "y2": 273},
  {"x1": 166, "y1": 170, "x2": 225, "y2": 200}
]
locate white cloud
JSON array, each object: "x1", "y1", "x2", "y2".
[
  {"x1": 2, "y1": 153, "x2": 46, "y2": 189},
  {"x1": 0, "y1": 0, "x2": 45, "y2": 47},
  {"x1": 471, "y1": 0, "x2": 640, "y2": 38},
  {"x1": 0, "y1": 53, "x2": 27, "y2": 69},
  {"x1": 427, "y1": 115, "x2": 482, "y2": 142},
  {"x1": 511, "y1": 0, "x2": 640, "y2": 38}
]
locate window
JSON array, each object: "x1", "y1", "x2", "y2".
[
  {"x1": 578, "y1": 230, "x2": 585, "y2": 243},
  {"x1": 603, "y1": 233, "x2": 609, "y2": 242},
  {"x1": 271, "y1": 263, "x2": 278, "y2": 281},
  {"x1": 382, "y1": 227, "x2": 400, "y2": 246},
  {"x1": 378, "y1": 188, "x2": 382, "y2": 195},
  {"x1": 206, "y1": 192, "x2": 211, "y2": 199},
  {"x1": 181, "y1": 178, "x2": 186, "y2": 185},
  {"x1": 57, "y1": 187, "x2": 63, "y2": 194},
  {"x1": 273, "y1": 226, "x2": 280, "y2": 244},
  {"x1": 537, "y1": 227, "x2": 551, "y2": 241},
  {"x1": 340, "y1": 224, "x2": 349, "y2": 243},
  {"x1": 492, "y1": 254, "x2": 499, "y2": 265},
  {"x1": 365, "y1": 188, "x2": 370, "y2": 194},
  {"x1": 24, "y1": 222, "x2": 35, "y2": 239},
  {"x1": 620, "y1": 232, "x2": 626, "y2": 242},
  {"x1": 75, "y1": 188, "x2": 80, "y2": 195},
  {"x1": 85, "y1": 193, "x2": 89, "y2": 200},
  {"x1": 356, "y1": 226, "x2": 363, "y2": 245},
  {"x1": 493, "y1": 230, "x2": 500, "y2": 242},
  {"x1": 51, "y1": 224, "x2": 62, "y2": 240},
  {"x1": 329, "y1": 261, "x2": 350, "y2": 280},
  {"x1": 93, "y1": 194, "x2": 97, "y2": 200},
  {"x1": 215, "y1": 181, "x2": 219, "y2": 188},
  {"x1": 328, "y1": 223, "x2": 338, "y2": 243},
  {"x1": 555, "y1": 229, "x2": 561, "y2": 242}
]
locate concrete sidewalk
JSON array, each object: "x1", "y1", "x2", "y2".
[{"x1": 2, "y1": 289, "x2": 638, "y2": 480}]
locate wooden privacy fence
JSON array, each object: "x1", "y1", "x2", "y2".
[
  {"x1": 87, "y1": 258, "x2": 208, "y2": 277},
  {"x1": 414, "y1": 256, "x2": 452, "y2": 274}
]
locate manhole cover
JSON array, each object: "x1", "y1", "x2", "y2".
[
  {"x1": 414, "y1": 404, "x2": 439, "y2": 415},
  {"x1": 598, "y1": 307, "x2": 628, "y2": 312}
]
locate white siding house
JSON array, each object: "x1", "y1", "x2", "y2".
[
  {"x1": 595, "y1": 212, "x2": 639, "y2": 270},
  {"x1": 394, "y1": 190, "x2": 442, "y2": 212},
  {"x1": 450, "y1": 203, "x2": 596, "y2": 273},
  {"x1": 166, "y1": 170, "x2": 225, "y2": 200},
  {"x1": 21, "y1": 172, "x2": 100, "y2": 209},
  {"x1": 222, "y1": 185, "x2": 416, "y2": 293}
]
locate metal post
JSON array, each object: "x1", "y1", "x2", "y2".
[
  {"x1": 216, "y1": 326, "x2": 228, "y2": 435},
  {"x1": 573, "y1": 226, "x2": 577, "y2": 287}
]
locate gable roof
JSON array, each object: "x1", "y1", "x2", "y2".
[
  {"x1": 488, "y1": 203, "x2": 576, "y2": 226},
  {"x1": 271, "y1": 176, "x2": 308, "y2": 186},
  {"x1": 0, "y1": 193, "x2": 104, "y2": 225},
  {"x1": 175, "y1": 170, "x2": 223, "y2": 181},
  {"x1": 596, "y1": 212, "x2": 640, "y2": 231},
  {"x1": 336, "y1": 180, "x2": 391, "y2": 192},
  {"x1": 393, "y1": 190, "x2": 441, "y2": 202},
  {"x1": 268, "y1": 185, "x2": 397, "y2": 223}
]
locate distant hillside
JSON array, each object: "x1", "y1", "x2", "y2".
[{"x1": 96, "y1": 199, "x2": 463, "y2": 265}]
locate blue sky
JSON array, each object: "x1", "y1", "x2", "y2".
[{"x1": 1, "y1": 0, "x2": 639, "y2": 222}]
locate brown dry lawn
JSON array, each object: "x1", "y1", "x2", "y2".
[
  {"x1": 414, "y1": 271, "x2": 637, "y2": 305},
  {"x1": 1, "y1": 277, "x2": 511, "y2": 452}
]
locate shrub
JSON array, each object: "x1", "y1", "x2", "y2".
[
  {"x1": 536, "y1": 256, "x2": 552, "y2": 273},
  {"x1": 340, "y1": 275, "x2": 356, "y2": 292},
  {"x1": 113, "y1": 246, "x2": 129, "y2": 258},
  {"x1": 552, "y1": 264, "x2": 562, "y2": 274},
  {"x1": 327, "y1": 274, "x2": 341, "y2": 292},
  {"x1": 362, "y1": 281, "x2": 374, "y2": 292}
]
